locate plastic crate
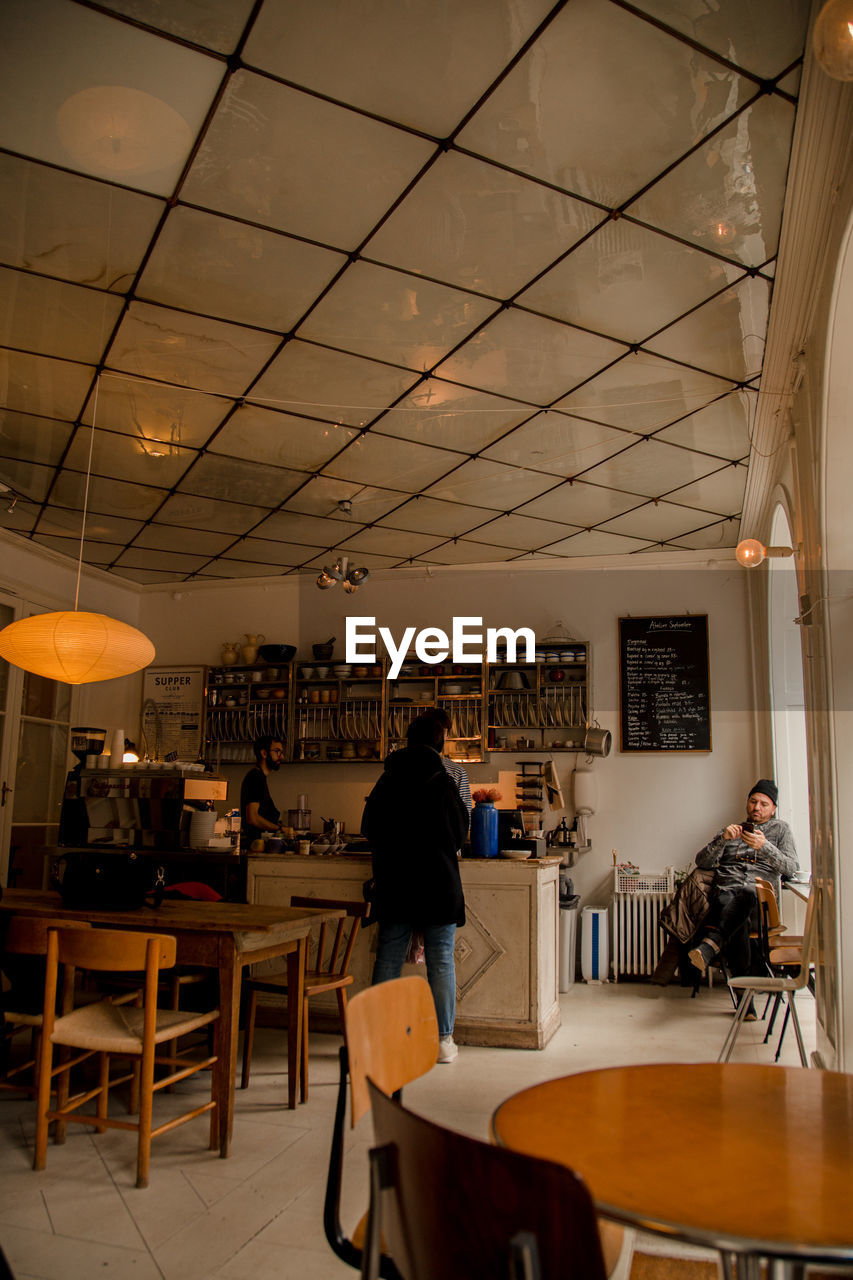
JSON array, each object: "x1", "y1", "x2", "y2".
[{"x1": 613, "y1": 867, "x2": 674, "y2": 894}]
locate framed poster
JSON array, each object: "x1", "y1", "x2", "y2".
[
  {"x1": 619, "y1": 616, "x2": 711, "y2": 752},
  {"x1": 140, "y1": 666, "x2": 206, "y2": 761}
]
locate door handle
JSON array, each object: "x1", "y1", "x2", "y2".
[{"x1": 1, "y1": 781, "x2": 11, "y2": 807}]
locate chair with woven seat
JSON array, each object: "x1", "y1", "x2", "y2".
[
  {"x1": 0, "y1": 916, "x2": 91, "y2": 1097},
  {"x1": 362, "y1": 1077, "x2": 609, "y2": 1280},
  {"x1": 241, "y1": 895, "x2": 367, "y2": 1102},
  {"x1": 34, "y1": 927, "x2": 220, "y2": 1188},
  {"x1": 718, "y1": 885, "x2": 816, "y2": 1065}
]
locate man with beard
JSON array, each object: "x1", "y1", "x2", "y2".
[
  {"x1": 240, "y1": 736, "x2": 284, "y2": 847},
  {"x1": 688, "y1": 779, "x2": 799, "y2": 978}
]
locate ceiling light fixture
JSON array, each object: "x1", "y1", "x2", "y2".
[
  {"x1": 735, "y1": 539, "x2": 794, "y2": 567},
  {"x1": 56, "y1": 85, "x2": 192, "y2": 177},
  {"x1": 315, "y1": 555, "x2": 370, "y2": 593},
  {"x1": 813, "y1": 0, "x2": 853, "y2": 80},
  {"x1": 0, "y1": 385, "x2": 156, "y2": 684}
]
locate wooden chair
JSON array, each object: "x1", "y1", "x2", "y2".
[
  {"x1": 0, "y1": 916, "x2": 91, "y2": 1096},
  {"x1": 363, "y1": 1078, "x2": 608, "y2": 1280},
  {"x1": 241, "y1": 895, "x2": 367, "y2": 1102},
  {"x1": 325, "y1": 975, "x2": 439, "y2": 1279},
  {"x1": 34, "y1": 927, "x2": 220, "y2": 1188},
  {"x1": 325, "y1": 976, "x2": 632, "y2": 1280},
  {"x1": 718, "y1": 886, "x2": 817, "y2": 1065}
]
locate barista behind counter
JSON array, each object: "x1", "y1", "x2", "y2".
[{"x1": 241, "y1": 736, "x2": 285, "y2": 847}]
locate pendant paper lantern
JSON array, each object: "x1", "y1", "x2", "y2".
[
  {"x1": 0, "y1": 610, "x2": 155, "y2": 685},
  {"x1": 0, "y1": 378, "x2": 157, "y2": 686}
]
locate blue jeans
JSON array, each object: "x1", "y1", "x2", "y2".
[{"x1": 372, "y1": 922, "x2": 457, "y2": 1038}]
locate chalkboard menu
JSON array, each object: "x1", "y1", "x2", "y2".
[{"x1": 619, "y1": 615, "x2": 711, "y2": 752}]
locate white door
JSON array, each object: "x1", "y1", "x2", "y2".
[
  {"x1": 0, "y1": 596, "x2": 23, "y2": 880},
  {"x1": 9, "y1": 669, "x2": 72, "y2": 888},
  {"x1": 0, "y1": 593, "x2": 73, "y2": 887}
]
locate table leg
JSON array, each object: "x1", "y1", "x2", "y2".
[
  {"x1": 766, "y1": 1263, "x2": 806, "y2": 1280},
  {"x1": 287, "y1": 937, "x2": 306, "y2": 1109},
  {"x1": 216, "y1": 945, "x2": 243, "y2": 1157}
]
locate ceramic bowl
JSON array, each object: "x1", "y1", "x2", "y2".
[
  {"x1": 501, "y1": 848, "x2": 532, "y2": 860},
  {"x1": 314, "y1": 665, "x2": 330, "y2": 678},
  {"x1": 258, "y1": 644, "x2": 296, "y2": 664},
  {"x1": 311, "y1": 840, "x2": 330, "y2": 855},
  {"x1": 300, "y1": 666, "x2": 315, "y2": 679}
]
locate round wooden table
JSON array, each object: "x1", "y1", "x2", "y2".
[{"x1": 492, "y1": 1063, "x2": 853, "y2": 1277}]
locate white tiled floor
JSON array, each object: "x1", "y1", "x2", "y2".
[{"x1": 0, "y1": 980, "x2": 816, "y2": 1279}]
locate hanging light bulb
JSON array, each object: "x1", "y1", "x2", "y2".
[
  {"x1": 735, "y1": 539, "x2": 795, "y2": 567},
  {"x1": 813, "y1": 0, "x2": 853, "y2": 81},
  {"x1": 342, "y1": 578, "x2": 359, "y2": 594},
  {"x1": 316, "y1": 570, "x2": 336, "y2": 590},
  {"x1": 0, "y1": 381, "x2": 155, "y2": 684}
]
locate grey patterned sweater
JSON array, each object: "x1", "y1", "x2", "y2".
[{"x1": 695, "y1": 816, "x2": 798, "y2": 891}]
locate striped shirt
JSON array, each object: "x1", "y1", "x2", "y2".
[{"x1": 442, "y1": 756, "x2": 472, "y2": 814}]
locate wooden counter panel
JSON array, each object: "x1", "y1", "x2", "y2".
[{"x1": 246, "y1": 854, "x2": 561, "y2": 1049}]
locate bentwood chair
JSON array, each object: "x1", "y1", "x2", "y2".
[
  {"x1": 34, "y1": 927, "x2": 220, "y2": 1188},
  {"x1": 241, "y1": 895, "x2": 367, "y2": 1102},
  {"x1": 718, "y1": 886, "x2": 817, "y2": 1065},
  {"x1": 362, "y1": 1077, "x2": 609, "y2": 1280},
  {"x1": 0, "y1": 916, "x2": 94, "y2": 1097}
]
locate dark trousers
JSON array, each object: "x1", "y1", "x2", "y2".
[{"x1": 702, "y1": 884, "x2": 757, "y2": 974}]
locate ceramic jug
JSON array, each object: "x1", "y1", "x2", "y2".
[
  {"x1": 221, "y1": 642, "x2": 241, "y2": 666},
  {"x1": 241, "y1": 633, "x2": 265, "y2": 665}
]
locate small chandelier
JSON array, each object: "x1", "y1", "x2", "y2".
[{"x1": 316, "y1": 555, "x2": 370, "y2": 593}]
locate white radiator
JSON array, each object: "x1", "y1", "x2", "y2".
[{"x1": 611, "y1": 869, "x2": 675, "y2": 981}]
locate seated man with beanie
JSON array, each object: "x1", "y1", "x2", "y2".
[{"x1": 688, "y1": 778, "x2": 799, "y2": 978}]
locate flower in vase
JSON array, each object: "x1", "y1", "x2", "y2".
[{"x1": 472, "y1": 787, "x2": 501, "y2": 804}]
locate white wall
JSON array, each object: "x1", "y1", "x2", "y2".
[
  {"x1": 140, "y1": 550, "x2": 759, "y2": 908},
  {"x1": 0, "y1": 528, "x2": 762, "y2": 911}
]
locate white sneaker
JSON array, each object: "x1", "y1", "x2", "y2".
[{"x1": 438, "y1": 1036, "x2": 458, "y2": 1064}]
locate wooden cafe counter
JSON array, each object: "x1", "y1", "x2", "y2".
[{"x1": 245, "y1": 851, "x2": 562, "y2": 1049}]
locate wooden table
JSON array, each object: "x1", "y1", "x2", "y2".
[
  {"x1": 492, "y1": 1063, "x2": 853, "y2": 1279},
  {"x1": 0, "y1": 889, "x2": 344, "y2": 1157}
]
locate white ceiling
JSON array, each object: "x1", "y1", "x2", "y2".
[{"x1": 0, "y1": 0, "x2": 811, "y2": 585}]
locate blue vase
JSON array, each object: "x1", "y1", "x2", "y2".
[{"x1": 471, "y1": 802, "x2": 499, "y2": 859}]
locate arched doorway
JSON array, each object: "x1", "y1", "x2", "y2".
[
  {"x1": 767, "y1": 503, "x2": 810, "y2": 873},
  {"x1": 815, "y1": 198, "x2": 853, "y2": 1069}
]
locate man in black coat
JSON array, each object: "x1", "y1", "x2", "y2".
[{"x1": 361, "y1": 715, "x2": 469, "y2": 1063}]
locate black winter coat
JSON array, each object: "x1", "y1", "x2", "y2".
[{"x1": 361, "y1": 745, "x2": 469, "y2": 926}]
